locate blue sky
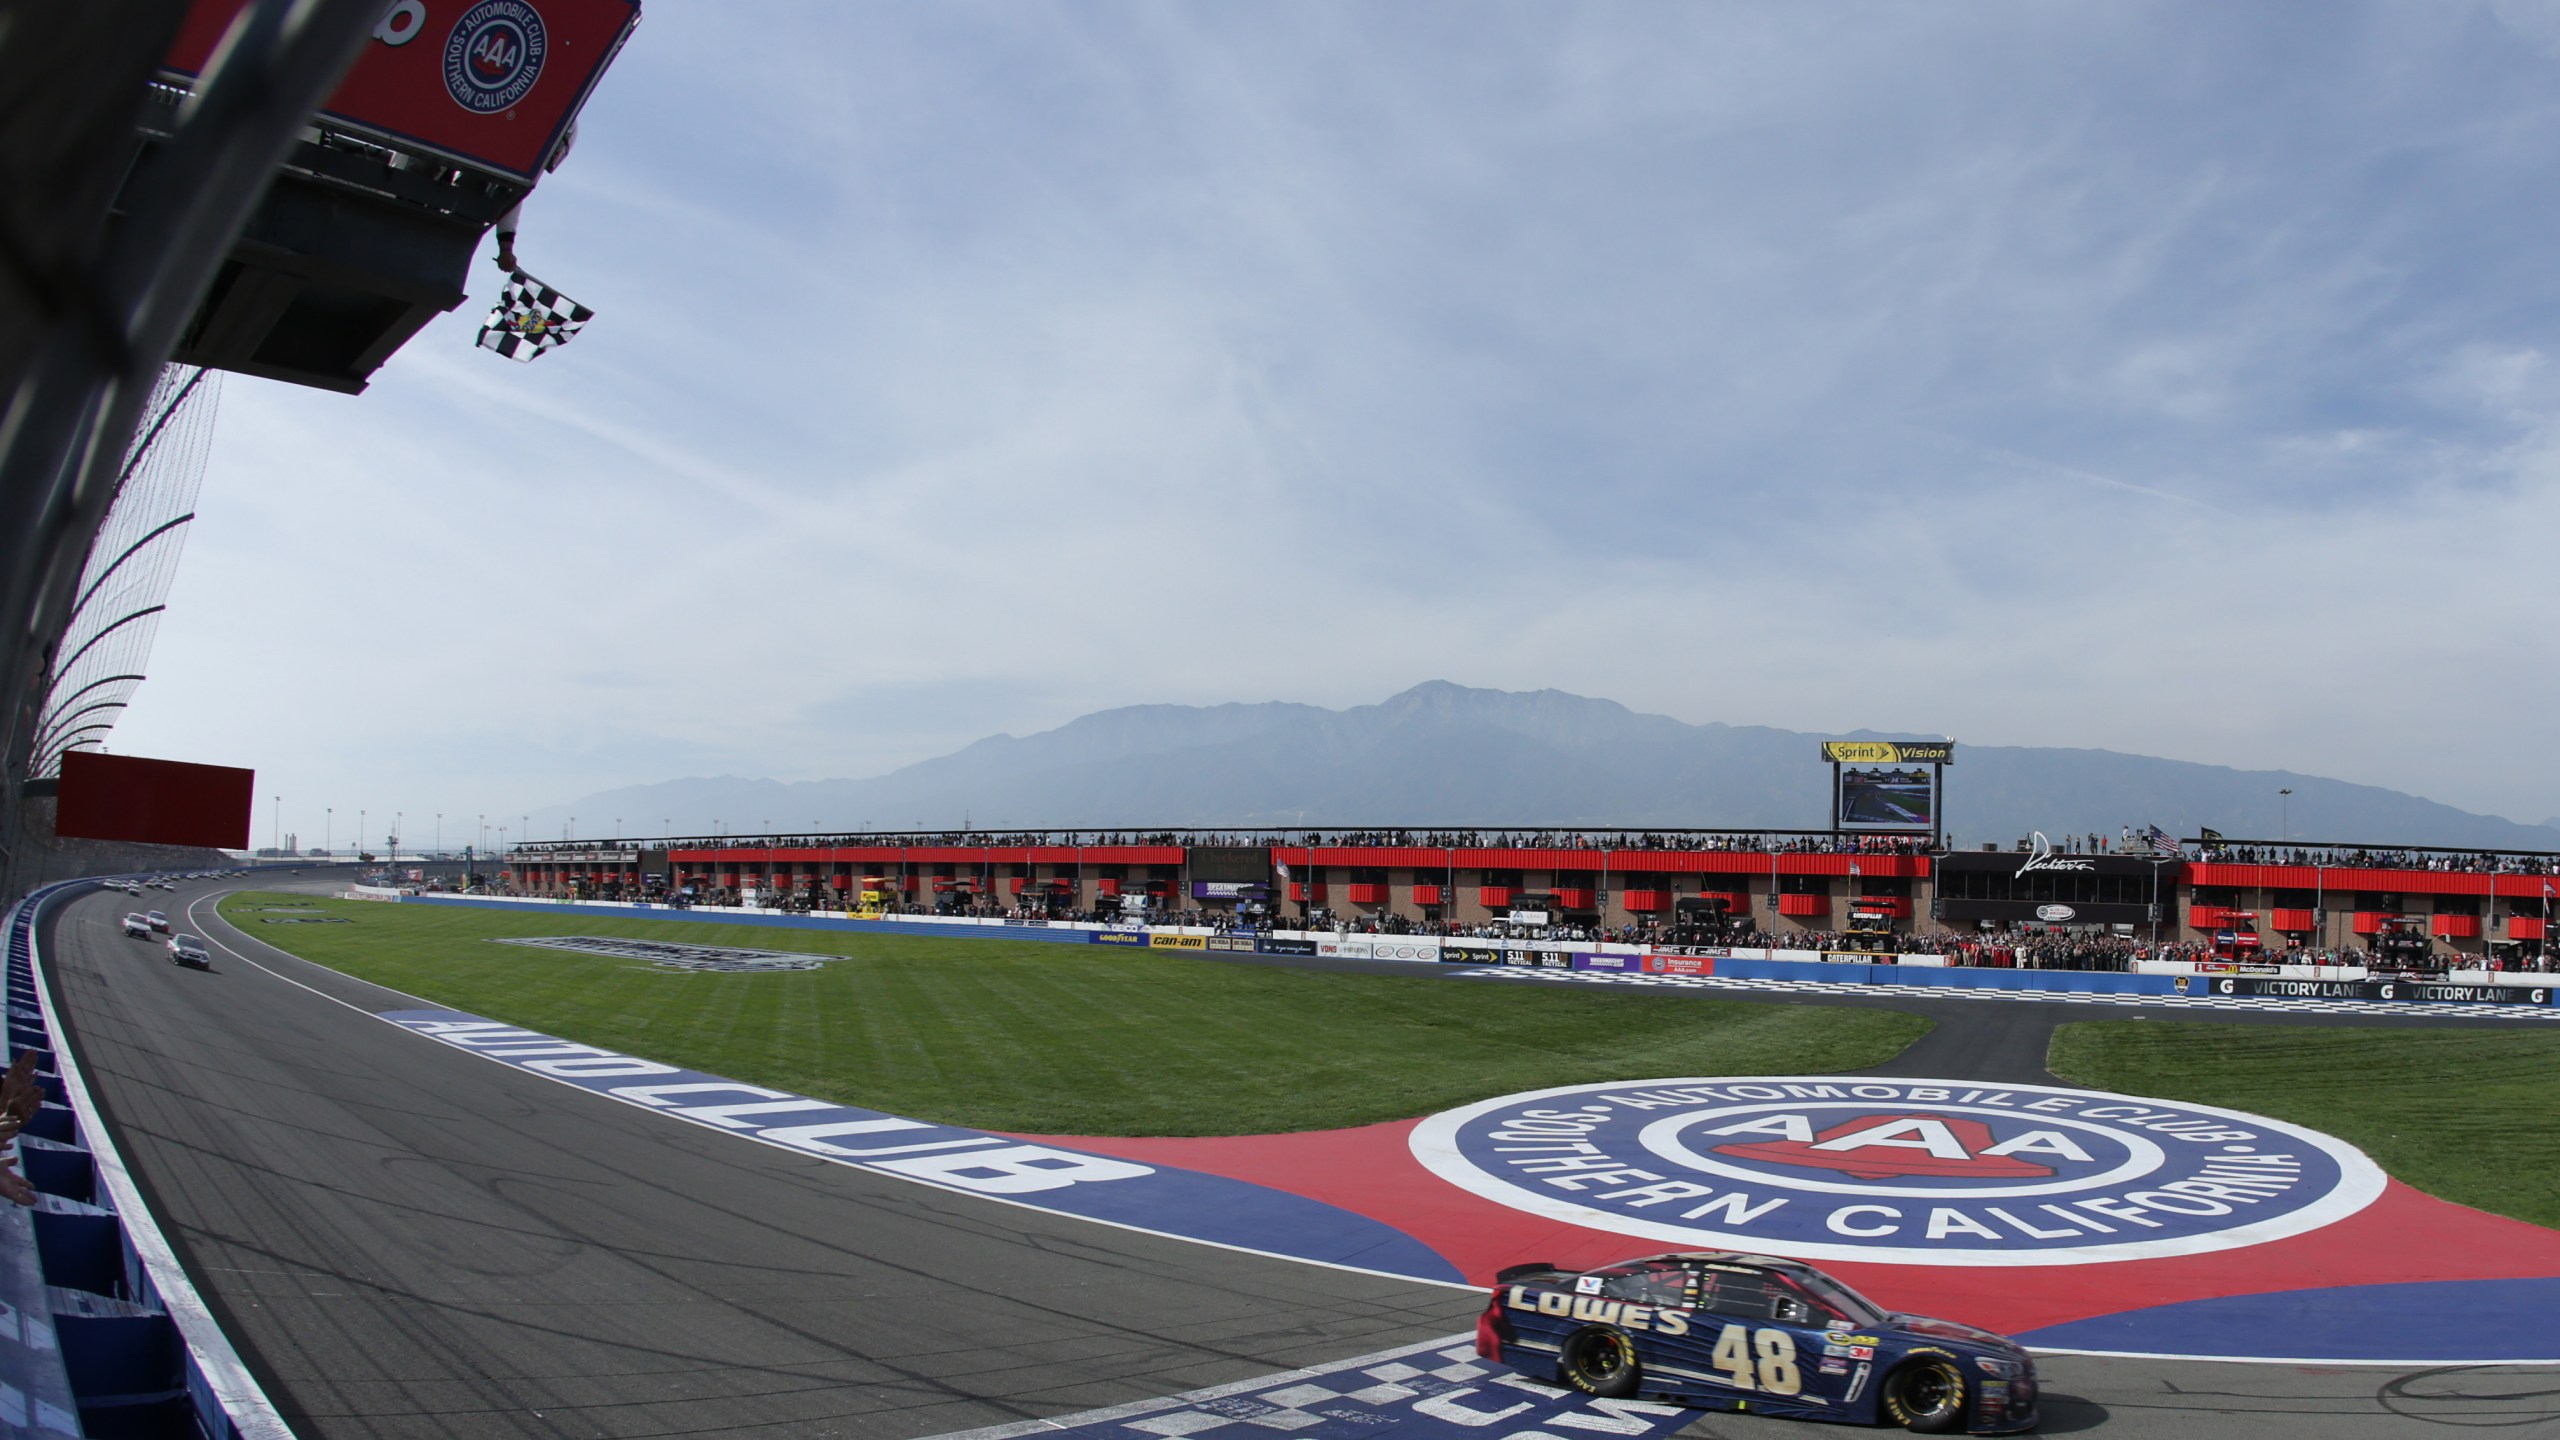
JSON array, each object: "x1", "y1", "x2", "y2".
[{"x1": 108, "y1": 1, "x2": 2560, "y2": 850}]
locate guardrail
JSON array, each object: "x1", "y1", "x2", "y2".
[{"x1": 2, "y1": 880, "x2": 292, "y2": 1438}]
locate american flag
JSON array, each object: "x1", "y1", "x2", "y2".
[{"x1": 2144, "y1": 824, "x2": 2180, "y2": 858}]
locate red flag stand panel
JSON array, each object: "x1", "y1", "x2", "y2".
[{"x1": 54, "y1": 751, "x2": 254, "y2": 849}]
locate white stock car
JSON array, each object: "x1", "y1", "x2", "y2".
[{"x1": 121, "y1": 913, "x2": 154, "y2": 938}]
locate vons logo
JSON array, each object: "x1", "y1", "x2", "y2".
[{"x1": 1410, "y1": 1077, "x2": 2384, "y2": 1267}]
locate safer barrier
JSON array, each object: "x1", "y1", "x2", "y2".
[{"x1": 2, "y1": 880, "x2": 291, "y2": 1438}]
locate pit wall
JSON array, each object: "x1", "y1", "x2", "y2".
[
  {"x1": 402, "y1": 893, "x2": 2171, "y2": 993},
  {"x1": 385, "y1": 894, "x2": 2558, "y2": 1003}
]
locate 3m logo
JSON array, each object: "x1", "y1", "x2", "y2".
[{"x1": 1410, "y1": 1077, "x2": 2384, "y2": 1267}]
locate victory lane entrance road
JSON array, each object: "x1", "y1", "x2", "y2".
[{"x1": 31, "y1": 877, "x2": 2560, "y2": 1438}]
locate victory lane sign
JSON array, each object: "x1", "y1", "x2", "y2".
[{"x1": 1411, "y1": 1077, "x2": 2383, "y2": 1267}]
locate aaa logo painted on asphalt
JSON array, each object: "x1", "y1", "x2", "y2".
[{"x1": 1410, "y1": 1077, "x2": 2385, "y2": 1267}]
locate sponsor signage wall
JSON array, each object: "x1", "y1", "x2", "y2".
[
  {"x1": 54, "y1": 750, "x2": 254, "y2": 849},
  {"x1": 1819, "y1": 740, "x2": 1957, "y2": 764},
  {"x1": 161, "y1": 0, "x2": 643, "y2": 181},
  {"x1": 2198, "y1": 976, "x2": 2554, "y2": 1005}
]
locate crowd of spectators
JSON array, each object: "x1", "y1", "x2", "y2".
[
  {"x1": 2198, "y1": 844, "x2": 2558, "y2": 875},
  {"x1": 510, "y1": 828, "x2": 1943, "y2": 855}
]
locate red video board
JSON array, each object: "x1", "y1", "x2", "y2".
[
  {"x1": 163, "y1": 0, "x2": 641, "y2": 182},
  {"x1": 55, "y1": 751, "x2": 255, "y2": 851}
]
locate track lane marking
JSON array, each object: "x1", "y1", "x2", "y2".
[{"x1": 178, "y1": 888, "x2": 1479, "y2": 1294}]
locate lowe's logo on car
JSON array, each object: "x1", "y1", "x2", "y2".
[{"x1": 1410, "y1": 1077, "x2": 2384, "y2": 1266}]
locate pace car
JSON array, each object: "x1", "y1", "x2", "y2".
[{"x1": 1476, "y1": 1251, "x2": 2036, "y2": 1433}]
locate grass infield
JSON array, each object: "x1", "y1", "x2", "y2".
[
  {"x1": 2049, "y1": 1020, "x2": 2560, "y2": 1232},
  {"x1": 218, "y1": 892, "x2": 1931, "y2": 1136}
]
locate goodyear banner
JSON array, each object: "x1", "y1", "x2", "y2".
[
  {"x1": 1821, "y1": 739, "x2": 1956, "y2": 764},
  {"x1": 1089, "y1": 931, "x2": 1148, "y2": 947}
]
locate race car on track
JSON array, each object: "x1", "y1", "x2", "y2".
[
  {"x1": 121, "y1": 913, "x2": 154, "y2": 938},
  {"x1": 1476, "y1": 1251, "x2": 2037, "y2": 1433},
  {"x1": 144, "y1": 910, "x2": 169, "y2": 933},
  {"x1": 166, "y1": 935, "x2": 211, "y2": 969}
]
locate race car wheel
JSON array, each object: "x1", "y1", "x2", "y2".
[
  {"x1": 1558, "y1": 1326, "x2": 1641, "y2": 1398},
  {"x1": 1881, "y1": 1356, "x2": 1968, "y2": 1433}
]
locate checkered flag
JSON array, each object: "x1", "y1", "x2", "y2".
[{"x1": 477, "y1": 270, "x2": 592, "y2": 361}]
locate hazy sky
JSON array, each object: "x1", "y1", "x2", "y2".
[{"x1": 106, "y1": 1, "x2": 2560, "y2": 851}]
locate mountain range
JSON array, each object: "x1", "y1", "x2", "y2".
[{"x1": 523, "y1": 683, "x2": 2557, "y2": 853}]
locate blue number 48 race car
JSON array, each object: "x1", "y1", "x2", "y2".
[{"x1": 1475, "y1": 1251, "x2": 2037, "y2": 1433}]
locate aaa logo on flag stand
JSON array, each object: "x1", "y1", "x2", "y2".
[{"x1": 1411, "y1": 1077, "x2": 2384, "y2": 1266}]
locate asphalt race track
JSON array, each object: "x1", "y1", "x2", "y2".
[{"x1": 36, "y1": 876, "x2": 2560, "y2": 1439}]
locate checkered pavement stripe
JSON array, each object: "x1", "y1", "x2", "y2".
[
  {"x1": 1448, "y1": 967, "x2": 2560, "y2": 1020},
  {"x1": 922, "y1": 1336, "x2": 1689, "y2": 1440}
]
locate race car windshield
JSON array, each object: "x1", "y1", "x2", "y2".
[{"x1": 1793, "y1": 1271, "x2": 1886, "y2": 1326}]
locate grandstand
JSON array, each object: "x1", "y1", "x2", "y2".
[{"x1": 496, "y1": 826, "x2": 2559, "y2": 970}]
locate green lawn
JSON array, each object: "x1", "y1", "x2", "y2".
[
  {"x1": 221, "y1": 892, "x2": 1930, "y2": 1136},
  {"x1": 2049, "y1": 1020, "x2": 2560, "y2": 1231}
]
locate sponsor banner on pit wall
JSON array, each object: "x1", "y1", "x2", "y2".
[
  {"x1": 1411, "y1": 1076, "x2": 2384, "y2": 1267},
  {"x1": 2200, "y1": 976, "x2": 2554, "y2": 1005},
  {"x1": 384, "y1": 1009, "x2": 1461, "y2": 1281},
  {"x1": 1259, "y1": 937, "x2": 1320, "y2": 957},
  {"x1": 1444, "y1": 943, "x2": 1502, "y2": 965},
  {"x1": 1148, "y1": 934, "x2": 1208, "y2": 950},
  {"x1": 1089, "y1": 931, "x2": 1148, "y2": 947},
  {"x1": 1314, "y1": 938, "x2": 1442, "y2": 963},
  {"x1": 1573, "y1": 952, "x2": 1639, "y2": 972},
  {"x1": 1207, "y1": 936, "x2": 1258, "y2": 952},
  {"x1": 1645, "y1": 954, "x2": 1717, "y2": 976}
]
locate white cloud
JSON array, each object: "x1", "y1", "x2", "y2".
[{"x1": 102, "y1": 0, "x2": 2560, "y2": 840}]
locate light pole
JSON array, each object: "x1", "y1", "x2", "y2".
[
  {"x1": 435, "y1": 813, "x2": 442, "y2": 858},
  {"x1": 2278, "y1": 788, "x2": 2292, "y2": 845},
  {"x1": 394, "y1": 811, "x2": 403, "y2": 860},
  {"x1": 568, "y1": 815, "x2": 576, "y2": 842},
  {"x1": 325, "y1": 807, "x2": 332, "y2": 857},
  {"x1": 271, "y1": 795, "x2": 280, "y2": 855},
  {"x1": 359, "y1": 809, "x2": 366, "y2": 862}
]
